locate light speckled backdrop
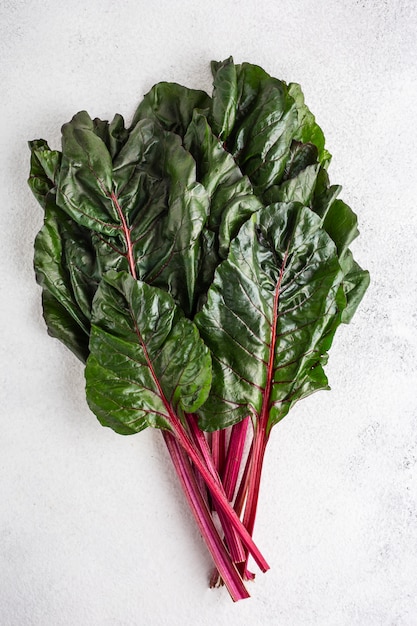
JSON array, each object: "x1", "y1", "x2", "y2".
[{"x1": 1, "y1": 1, "x2": 416, "y2": 624}]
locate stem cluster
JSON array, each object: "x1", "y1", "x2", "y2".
[{"x1": 164, "y1": 413, "x2": 268, "y2": 601}]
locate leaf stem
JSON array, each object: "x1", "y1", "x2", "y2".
[
  {"x1": 187, "y1": 415, "x2": 245, "y2": 563},
  {"x1": 222, "y1": 417, "x2": 250, "y2": 502},
  {"x1": 163, "y1": 431, "x2": 250, "y2": 601},
  {"x1": 233, "y1": 438, "x2": 253, "y2": 518},
  {"x1": 242, "y1": 426, "x2": 268, "y2": 535},
  {"x1": 110, "y1": 191, "x2": 137, "y2": 279},
  {"x1": 211, "y1": 428, "x2": 226, "y2": 477},
  {"x1": 168, "y1": 412, "x2": 269, "y2": 573}
]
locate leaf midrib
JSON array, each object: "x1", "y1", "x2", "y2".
[{"x1": 258, "y1": 247, "x2": 289, "y2": 432}]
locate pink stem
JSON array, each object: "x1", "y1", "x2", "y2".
[
  {"x1": 233, "y1": 438, "x2": 253, "y2": 518},
  {"x1": 168, "y1": 413, "x2": 269, "y2": 573},
  {"x1": 187, "y1": 415, "x2": 245, "y2": 563},
  {"x1": 163, "y1": 431, "x2": 249, "y2": 601},
  {"x1": 211, "y1": 428, "x2": 226, "y2": 477},
  {"x1": 240, "y1": 425, "x2": 269, "y2": 576},
  {"x1": 222, "y1": 417, "x2": 250, "y2": 501}
]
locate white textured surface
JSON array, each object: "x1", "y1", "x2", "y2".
[{"x1": 1, "y1": 1, "x2": 417, "y2": 624}]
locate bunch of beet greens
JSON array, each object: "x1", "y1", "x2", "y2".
[{"x1": 28, "y1": 57, "x2": 369, "y2": 601}]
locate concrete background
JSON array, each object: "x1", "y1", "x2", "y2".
[{"x1": 1, "y1": 1, "x2": 416, "y2": 624}]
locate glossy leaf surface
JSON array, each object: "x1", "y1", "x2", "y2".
[
  {"x1": 228, "y1": 76, "x2": 298, "y2": 193},
  {"x1": 131, "y1": 81, "x2": 211, "y2": 135},
  {"x1": 56, "y1": 113, "x2": 210, "y2": 315},
  {"x1": 184, "y1": 111, "x2": 262, "y2": 304},
  {"x1": 85, "y1": 271, "x2": 212, "y2": 435},
  {"x1": 196, "y1": 203, "x2": 344, "y2": 431}
]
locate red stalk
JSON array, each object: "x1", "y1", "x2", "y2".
[
  {"x1": 163, "y1": 431, "x2": 250, "y2": 601},
  {"x1": 168, "y1": 411, "x2": 269, "y2": 573},
  {"x1": 242, "y1": 425, "x2": 268, "y2": 539},
  {"x1": 222, "y1": 417, "x2": 250, "y2": 501},
  {"x1": 110, "y1": 191, "x2": 137, "y2": 279},
  {"x1": 187, "y1": 415, "x2": 245, "y2": 563},
  {"x1": 211, "y1": 429, "x2": 226, "y2": 476}
]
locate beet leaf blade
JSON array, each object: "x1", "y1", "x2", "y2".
[
  {"x1": 195, "y1": 202, "x2": 344, "y2": 432},
  {"x1": 131, "y1": 81, "x2": 211, "y2": 136},
  {"x1": 85, "y1": 270, "x2": 212, "y2": 434}
]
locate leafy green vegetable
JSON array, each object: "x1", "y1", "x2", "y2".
[{"x1": 29, "y1": 57, "x2": 369, "y2": 601}]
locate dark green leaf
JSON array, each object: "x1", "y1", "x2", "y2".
[
  {"x1": 41, "y1": 290, "x2": 90, "y2": 363},
  {"x1": 264, "y1": 164, "x2": 320, "y2": 206},
  {"x1": 233, "y1": 62, "x2": 271, "y2": 125},
  {"x1": 227, "y1": 75, "x2": 298, "y2": 193},
  {"x1": 210, "y1": 56, "x2": 238, "y2": 140},
  {"x1": 92, "y1": 232, "x2": 129, "y2": 276},
  {"x1": 56, "y1": 113, "x2": 210, "y2": 315},
  {"x1": 184, "y1": 111, "x2": 243, "y2": 195},
  {"x1": 65, "y1": 232, "x2": 99, "y2": 320},
  {"x1": 34, "y1": 194, "x2": 91, "y2": 337},
  {"x1": 322, "y1": 199, "x2": 359, "y2": 256},
  {"x1": 119, "y1": 119, "x2": 210, "y2": 315},
  {"x1": 287, "y1": 82, "x2": 331, "y2": 165},
  {"x1": 213, "y1": 177, "x2": 263, "y2": 259},
  {"x1": 28, "y1": 139, "x2": 61, "y2": 208},
  {"x1": 283, "y1": 140, "x2": 319, "y2": 181},
  {"x1": 184, "y1": 111, "x2": 262, "y2": 304},
  {"x1": 85, "y1": 271, "x2": 212, "y2": 435},
  {"x1": 57, "y1": 111, "x2": 119, "y2": 234},
  {"x1": 185, "y1": 111, "x2": 262, "y2": 256},
  {"x1": 92, "y1": 113, "x2": 129, "y2": 159},
  {"x1": 311, "y1": 167, "x2": 341, "y2": 219},
  {"x1": 111, "y1": 118, "x2": 166, "y2": 222},
  {"x1": 339, "y1": 250, "x2": 370, "y2": 323},
  {"x1": 131, "y1": 82, "x2": 211, "y2": 136},
  {"x1": 195, "y1": 203, "x2": 344, "y2": 431}
]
